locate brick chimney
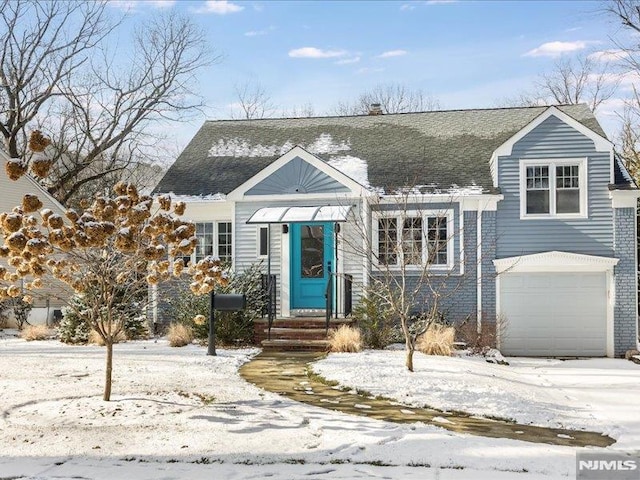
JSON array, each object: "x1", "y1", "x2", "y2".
[{"x1": 368, "y1": 103, "x2": 383, "y2": 115}]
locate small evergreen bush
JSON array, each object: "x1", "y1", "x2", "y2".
[
  {"x1": 352, "y1": 284, "x2": 395, "y2": 349},
  {"x1": 167, "y1": 263, "x2": 266, "y2": 346},
  {"x1": 59, "y1": 292, "x2": 148, "y2": 345}
]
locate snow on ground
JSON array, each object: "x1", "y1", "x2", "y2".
[
  {"x1": 0, "y1": 338, "x2": 634, "y2": 480},
  {"x1": 313, "y1": 350, "x2": 640, "y2": 450}
]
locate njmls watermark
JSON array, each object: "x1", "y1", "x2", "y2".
[{"x1": 577, "y1": 452, "x2": 640, "y2": 480}]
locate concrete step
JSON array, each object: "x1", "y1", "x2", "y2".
[
  {"x1": 259, "y1": 327, "x2": 328, "y2": 341},
  {"x1": 261, "y1": 339, "x2": 329, "y2": 352},
  {"x1": 255, "y1": 318, "x2": 353, "y2": 329}
]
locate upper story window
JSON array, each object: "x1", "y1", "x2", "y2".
[
  {"x1": 193, "y1": 221, "x2": 232, "y2": 264},
  {"x1": 375, "y1": 210, "x2": 453, "y2": 270},
  {"x1": 520, "y1": 159, "x2": 587, "y2": 219}
]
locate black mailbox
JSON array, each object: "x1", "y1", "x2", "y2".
[
  {"x1": 208, "y1": 292, "x2": 247, "y2": 356},
  {"x1": 212, "y1": 294, "x2": 246, "y2": 311}
]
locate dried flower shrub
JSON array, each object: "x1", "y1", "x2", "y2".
[
  {"x1": 28, "y1": 130, "x2": 51, "y2": 153},
  {"x1": 0, "y1": 135, "x2": 226, "y2": 400}
]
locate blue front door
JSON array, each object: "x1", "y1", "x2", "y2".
[{"x1": 290, "y1": 222, "x2": 334, "y2": 309}]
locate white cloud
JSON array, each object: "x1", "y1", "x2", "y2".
[
  {"x1": 148, "y1": 0, "x2": 176, "y2": 7},
  {"x1": 107, "y1": 0, "x2": 138, "y2": 11},
  {"x1": 357, "y1": 67, "x2": 385, "y2": 75},
  {"x1": 288, "y1": 47, "x2": 348, "y2": 59},
  {"x1": 336, "y1": 56, "x2": 361, "y2": 65},
  {"x1": 588, "y1": 49, "x2": 630, "y2": 62},
  {"x1": 245, "y1": 25, "x2": 276, "y2": 37},
  {"x1": 524, "y1": 40, "x2": 591, "y2": 57},
  {"x1": 377, "y1": 49, "x2": 408, "y2": 59},
  {"x1": 194, "y1": 1, "x2": 244, "y2": 15},
  {"x1": 109, "y1": 0, "x2": 176, "y2": 10},
  {"x1": 401, "y1": 0, "x2": 455, "y2": 9}
]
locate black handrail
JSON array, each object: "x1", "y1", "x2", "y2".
[
  {"x1": 261, "y1": 274, "x2": 276, "y2": 340},
  {"x1": 325, "y1": 265, "x2": 333, "y2": 334},
  {"x1": 325, "y1": 271, "x2": 353, "y2": 333}
]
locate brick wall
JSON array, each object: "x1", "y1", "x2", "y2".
[{"x1": 614, "y1": 207, "x2": 638, "y2": 356}]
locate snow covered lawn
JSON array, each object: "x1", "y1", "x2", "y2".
[
  {"x1": 313, "y1": 350, "x2": 640, "y2": 449},
  {"x1": 0, "y1": 336, "x2": 637, "y2": 480}
]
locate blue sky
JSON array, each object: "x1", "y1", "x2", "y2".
[{"x1": 109, "y1": 0, "x2": 632, "y2": 149}]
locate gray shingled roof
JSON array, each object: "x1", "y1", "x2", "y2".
[{"x1": 154, "y1": 104, "x2": 607, "y2": 196}]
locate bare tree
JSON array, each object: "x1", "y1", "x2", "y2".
[
  {"x1": 0, "y1": 1, "x2": 213, "y2": 206},
  {"x1": 231, "y1": 80, "x2": 276, "y2": 119},
  {"x1": 334, "y1": 82, "x2": 441, "y2": 115},
  {"x1": 283, "y1": 102, "x2": 317, "y2": 118},
  {"x1": 500, "y1": 54, "x2": 619, "y2": 112},
  {"x1": 341, "y1": 192, "x2": 471, "y2": 371},
  {"x1": 0, "y1": 0, "x2": 112, "y2": 158}
]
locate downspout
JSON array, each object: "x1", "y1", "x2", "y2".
[{"x1": 476, "y1": 208, "x2": 482, "y2": 334}]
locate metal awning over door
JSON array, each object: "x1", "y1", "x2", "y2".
[{"x1": 246, "y1": 205, "x2": 352, "y2": 224}]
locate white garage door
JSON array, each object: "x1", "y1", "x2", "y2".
[{"x1": 499, "y1": 272, "x2": 607, "y2": 357}]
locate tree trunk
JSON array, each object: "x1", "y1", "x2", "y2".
[
  {"x1": 405, "y1": 341, "x2": 414, "y2": 372},
  {"x1": 104, "y1": 340, "x2": 113, "y2": 401}
]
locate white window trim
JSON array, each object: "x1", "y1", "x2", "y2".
[
  {"x1": 372, "y1": 209, "x2": 455, "y2": 271},
  {"x1": 193, "y1": 220, "x2": 233, "y2": 263},
  {"x1": 256, "y1": 225, "x2": 269, "y2": 259},
  {"x1": 519, "y1": 158, "x2": 588, "y2": 220}
]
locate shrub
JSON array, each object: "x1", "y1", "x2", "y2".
[
  {"x1": 352, "y1": 285, "x2": 394, "y2": 349},
  {"x1": 328, "y1": 324, "x2": 363, "y2": 353},
  {"x1": 59, "y1": 297, "x2": 92, "y2": 344},
  {"x1": 59, "y1": 292, "x2": 148, "y2": 345},
  {"x1": 456, "y1": 318, "x2": 498, "y2": 353},
  {"x1": 0, "y1": 298, "x2": 33, "y2": 330},
  {"x1": 416, "y1": 323, "x2": 455, "y2": 356},
  {"x1": 167, "y1": 322, "x2": 194, "y2": 347},
  {"x1": 21, "y1": 324, "x2": 51, "y2": 341},
  {"x1": 166, "y1": 263, "x2": 266, "y2": 345}
]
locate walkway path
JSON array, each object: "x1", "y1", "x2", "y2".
[{"x1": 239, "y1": 352, "x2": 615, "y2": 448}]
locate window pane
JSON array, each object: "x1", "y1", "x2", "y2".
[
  {"x1": 217, "y1": 222, "x2": 232, "y2": 263},
  {"x1": 378, "y1": 218, "x2": 397, "y2": 265},
  {"x1": 427, "y1": 216, "x2": 448, "y2": 265},
  {"x1": 402, "y1": 217, "x2": 422, "y2": 265},
  {"x1": 557, "y1": 190, "x2": 580, "y2": 214},
  {"x1": 300, "y1": 225, "x2": 324, "y2": 278},
  {"x1": 195, "y1": 222, "x2": 214, "y2": 263},
  {"x1": 526, "y1": 190, "x2": 550, "y2": 214}
]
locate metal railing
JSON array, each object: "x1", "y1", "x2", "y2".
[
  {"x1": 325, "y1": 269, "x2": 353, "y2": 333},
  {"x1": 261, "y1": 274, "x2": 276, "y2": 340}
]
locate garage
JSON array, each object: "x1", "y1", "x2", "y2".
[{"x1": 494, "y1": 251, "x2": 617, "y2": 357}]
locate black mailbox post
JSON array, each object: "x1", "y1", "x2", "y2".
[{"x1": 208, "y1": 293, "x2": 247, "y2": 356}]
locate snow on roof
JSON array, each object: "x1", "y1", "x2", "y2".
[
  {"x1": 161, "y1": 192, "x2": 227, "y2": 203},
  {"x1": 208, "y1": 133, "x2": 351, "y2": 158},
  {"x1": 327, "y1": 155, "x2": 369, "y2": 188}
]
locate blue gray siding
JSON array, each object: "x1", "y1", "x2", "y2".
[
  {"x1": 246, "y1": 156, "x2": 350, "y2": 195},
  {"x1": 613, "y1": 207, "x2": 638, "y2": 356},
  {"x1": 371, "y1": 204, "x2": 478, "y2": 324},
  {"x1": 481, "y1": 210, "x2": 497, "y2": 323},
  {"x1": 496, "y1": 115, "x2": 613, "y2": 258}
]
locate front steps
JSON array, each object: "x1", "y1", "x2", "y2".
[{"x1": 254, "y1": 316, "x2": 353, "y2": 351}]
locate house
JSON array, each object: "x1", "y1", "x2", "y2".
[
  {"x1": 0, "y1": 149, "x2": 68, "y2": 326},
  {"x1": 154, "y1": 104, "x2": 639, "y2": 357}
]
